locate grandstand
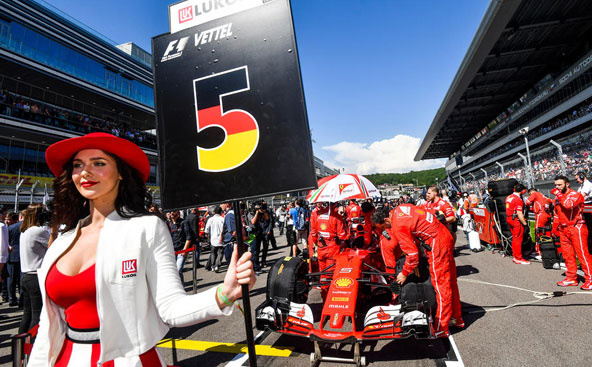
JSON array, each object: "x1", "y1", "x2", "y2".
[{"x1": 415, "y1": 0, "x2": 592, "y2": 194}]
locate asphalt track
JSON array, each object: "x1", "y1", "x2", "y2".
[{"x1": 1, "y1": 228, "x2": 592, "y2": 366}]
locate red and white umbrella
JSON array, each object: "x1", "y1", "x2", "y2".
[{"x1": 306, "y1": 174, "x2": 381, "y2": 203}]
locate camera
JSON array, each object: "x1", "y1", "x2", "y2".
[{"x1": 518, "y1": 127, "x2": 529, "y2": 135}]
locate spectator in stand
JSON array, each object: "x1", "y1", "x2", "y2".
[{"x1": 204, "y1": 206, "x2": 225, "y2": 273}]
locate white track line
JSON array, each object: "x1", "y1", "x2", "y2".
[
  {"x1": 225, "y1": 330, "x2": 266, "y2": 367},
  {"x1": 445, "y1": 335, "x2": 465, "y2": 367}
]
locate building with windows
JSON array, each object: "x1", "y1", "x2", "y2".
[{"x1": 0, "y1": 0, "x2": 158, "y2": 205}]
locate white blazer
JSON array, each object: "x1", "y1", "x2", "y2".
[{"x1": 29, "y1": 210, "x2": 231, "y2": 366}]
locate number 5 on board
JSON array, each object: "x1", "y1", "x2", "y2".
[{"x1": 193, "y1": 66, "x2": 259, "y2": 172}]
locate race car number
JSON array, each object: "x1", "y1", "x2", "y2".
[{"x1": 193, "y1": 66, "x2": 259, "y2": 172}]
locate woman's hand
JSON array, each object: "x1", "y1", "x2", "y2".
[{"x1": 219, "y1": 244, "x2": 256, "y2": 307}]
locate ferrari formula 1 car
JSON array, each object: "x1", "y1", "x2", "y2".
[{"x1": 255, "y1": 245, "x2": 437, "y2": 366}]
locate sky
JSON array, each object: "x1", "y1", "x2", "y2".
[{"x1": 39, "y1": 0, "x2": 490, "y2": 174}]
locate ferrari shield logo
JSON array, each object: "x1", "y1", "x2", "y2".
[{"x1": 338, "y1": 183, "x2": 352, "y2": 194}]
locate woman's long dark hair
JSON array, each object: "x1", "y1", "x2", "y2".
[{"x1": 51, "y1": 151, "x2": 153, "y2": 233}]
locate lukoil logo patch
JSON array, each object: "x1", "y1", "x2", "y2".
[{"x1": 122, "y1": 259, "x2": 137, "y2": 278}]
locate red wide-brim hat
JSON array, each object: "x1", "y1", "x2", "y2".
[{"x1": 45, "y1": 132, "x2": 150, "y2": 183}]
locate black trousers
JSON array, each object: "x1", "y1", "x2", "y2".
[
  {"x1": 7, "y1": 261, "x2": 21, "y2": 303},
  {"x1": 19, "y1": 273, "x2": 43, "y2": 334},
  {"x1": 267, "y1": 231, "x2": 277, "y2": 250}
]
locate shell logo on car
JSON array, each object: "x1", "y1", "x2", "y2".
[{"x1": 333, "y1": 277, "x2": 354, "y2": 289}]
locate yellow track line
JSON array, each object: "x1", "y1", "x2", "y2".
[{"x1": 157, "y1": 339, "x2": 294, "y2": 357}]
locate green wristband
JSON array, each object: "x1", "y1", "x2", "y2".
[{"x1": 217, "y1": 285, "x2": 234, "y2": 306}]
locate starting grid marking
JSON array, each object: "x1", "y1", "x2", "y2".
[
  {"x1": 156, "y1": 334, "x2": 293, "y2": 358},
  {"x1": 444, "y1": 335, "x2": 465, "y2": 367}
]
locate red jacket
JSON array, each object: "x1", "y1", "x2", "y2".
[
  {"x1": 310, "y1": 206, "x2": 347, "y2": 247},
  {"x1": 346, "y1": 203, "x2": 361, "y2": 220},
  {"x1": 524, "y1": 191, "x2": 551, "y2": 215},
  {"x1": 391, "y1": 204, "x2": 444, "y2": 277},
  {"x1": 553, "y1": 188, "x2": 586, "y2": 226},
  {"x1": 505, "y1": 193, "x2": 523, "y2": 225},
  {"x1": 425, "y1": 198, "x2": 455, "y2": 218}
]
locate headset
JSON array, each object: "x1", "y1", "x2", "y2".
[{"x1": 577, "y1": 171, "x2": 586, "y2": 181}]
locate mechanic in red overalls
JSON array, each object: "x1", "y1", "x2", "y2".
[
  {"x1": 505, "y1": 183, "x2": 529, "y2": 264},
  {"x1": 307, "y1": 202, "x2": 325, "y2": 272},
  {"x1": 551, "y1": 175, "x2": 592, "y2": 290},
  {"x1": 370, "y1": 209, "x2": 402, "y2": 273},
  {"x1": 424, "y1": 186, "x2": 462, "y2": 328},
  {"x1": 524, "y1": 188, "x2": 552, "y2": 254},
  {"x1": 345, "y1": 199, "x2": 361, "y2": 220},
  {"x1": 309, "y1": 202, "x2": 348, "y2": 299},
  {"x1": 379, "y1": 204, "x2": 457, "y2": 338},
  {"x1": 360, "y1": 201, "x2": 376, "y2": 247},
  {"x1": 525, "y1": 188, "x2": 552, "y2": 230}
]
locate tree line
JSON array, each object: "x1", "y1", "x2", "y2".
[{"x1": 365, "y1": 167, "x2": 446, "y2": 187}]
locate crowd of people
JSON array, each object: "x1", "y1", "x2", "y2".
[
  {"x1": 460, "y1": 128, "x2": 592, "y2": 193},
  {"x1": 0, "y1": 89, "x2": 157, "y2": 150},
  {"x1": 472, "y1": 97, "x2": 592, "y2": 164}
]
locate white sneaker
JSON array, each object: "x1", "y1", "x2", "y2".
[{"x1": 513, "y1": 258, "x2": 530, "y2": 265}]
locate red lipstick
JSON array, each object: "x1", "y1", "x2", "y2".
[{"x1": 81, "y1": 181, "x2": 98, "y2": 188}]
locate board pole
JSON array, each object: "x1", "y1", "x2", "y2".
[{"x1": 232, "y1": 200, "x2": 258, "y2": 366}]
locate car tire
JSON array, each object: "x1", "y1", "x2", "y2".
[{"x1": 266, "y1": 256, "x2": 309, "y2": 304}]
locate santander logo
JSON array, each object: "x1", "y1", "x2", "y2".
[
  {"x1": 377, "y1": 307, "x2": 390, "y2": 321},
  {"x1": 122, "y1": 259, "x2": 137, "y2": 278},
  {"x1": 297, "y1": 306, "x2": 306, "y2": 318}
]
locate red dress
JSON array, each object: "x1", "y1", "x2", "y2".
[{"x1": 45, "y1": 263, "x2": 164, "y2": 367}]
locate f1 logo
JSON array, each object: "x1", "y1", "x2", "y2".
[
  {"x1": 179, "y1": 6, "x2": 193, "y2": 23},
  {"x1": 122, "y1": 259, "x2": 137, "y2": 275}
]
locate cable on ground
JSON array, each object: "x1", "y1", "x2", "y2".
[{"x1": 458, "y1": 278, "x2": 592, "y2": 313}]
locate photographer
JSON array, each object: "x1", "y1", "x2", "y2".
[{"x1": 248, "y1": 202, "x2": 272, "y2": 272}]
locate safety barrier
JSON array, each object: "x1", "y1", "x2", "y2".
[{"x1": 175, "y1": 246, "x2": 198, "y2": 294}]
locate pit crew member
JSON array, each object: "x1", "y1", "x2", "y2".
[
  {"x1": 551, "y1": 175, "x2": 592, "y2": 290},
  {"x1": 386, "y1": 204, "x2": 461, "y2": 337},
  {"x1": 370, "y1": 210, "x2": 402, "y2": 274},
  {"x1": 309, "y1": 202, "x2": 348, "y2": 299},
  {"x1": 505, "y1": 184, "x2": 529, "y2": 265},
  {"x1": 424, "y1": 186, "x2": 462, "y2": 327},
  {"x1": 575, "y1": 172, "x2": 592, "y2": 252}
]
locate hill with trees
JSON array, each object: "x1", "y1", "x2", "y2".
[{"x1": 365, "y1": 167, "x2": 446, "y2": 187}]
